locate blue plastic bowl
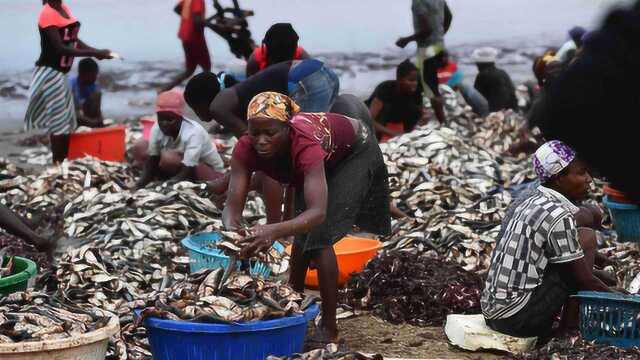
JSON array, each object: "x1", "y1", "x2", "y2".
[
  {"x1": 574, "y1": 291, "x2": 640, "y2": 348},
  {"x1": 181, "y1": 232, "x2": 285, "y2": 277},
  {"x1": 137, "y1": 304, "x2": 319, "y2": 360},
  {"x1": 603, "y1": 196, "x2": 640, "y2": 243}
]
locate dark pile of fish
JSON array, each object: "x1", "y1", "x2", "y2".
[
  {"x1": 0, "y1": 234, "x2": 52, "y2": 270},
  {"x1": 0, "y1": 290, "x2": 111, "y2": 343},
  {"x1": 135, "y1": 268, "x2": 315, "y2": 324},
  {"x1": 267, "y1": 344, "x2": 382, "y2": 360},
  {"x1": 509, "y1": 336, "x2": 640, "y2": 360},
  {"x1": 339, "y1": 251, "x2": 483, "y2": 327}
]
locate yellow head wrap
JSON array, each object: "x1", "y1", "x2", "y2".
[{"x1": 246, "y1": 92, "x2": 300, "y2": 123}]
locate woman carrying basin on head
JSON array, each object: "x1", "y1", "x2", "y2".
[{"x1": 222, "y1": 92, "x2": 391, "y2": 343}]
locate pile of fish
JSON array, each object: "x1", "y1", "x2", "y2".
[
  {"x1": 267, "y1": 344, "x2": 382, "y2": 360},
  {"x1": 54, "y1": 181, "x2": 266, "y2": 358},
  {"x1": 339, "y1": 251, "x2": 483, "y2": 327},
  {"x1": 380, "y1": 115, "x2": 527, "y2": 271},
  {"x1": 509, "y1": 335, "x2": 640, "y2": 360},
  {"x1": 0, "y1": 254, "x2": 15, "y2": 279},
  {"x1": 0, "y1": 158, "x2": 137, "y2": 235},
  {"x1": 135, "y1": 268, "x2": 315, "y2": 324},
  {"x1": 0, "y1": 290, "x2": 111, "y2": 343},
  {"x1": 600, "y1": 241, "x2": 640, "y2": 289},
  {"x1": 215, "y1": 230, "x2": 286, "y2": 267}
]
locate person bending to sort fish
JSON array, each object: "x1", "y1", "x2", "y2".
[
  {"x1": 185, "y1": 59, "x2": 339, "y2": 221},
  {"x1": 481, "y1": 141, "x2": 616, "y2": 339},
  {"x1": 134, "y1": 89, "x2": 224, "y2": 189},
  {"x1": 186, "y1": 58, "x2": 339, "y2": 137},
  {"x1": 223, "y1": 92, "x2": 391, "y2": 343}
]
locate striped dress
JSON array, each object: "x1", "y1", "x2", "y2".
[
  {"x1": 25, "y1": 66, "x2": 77, "y2": 135},
  {"x1": 24, "y1": 3, "x2": 80, "y2": 135}
]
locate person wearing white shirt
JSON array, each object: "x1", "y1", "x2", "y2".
[{"x1": 135, "y1": 89, "x2": 224, "y2": 189}]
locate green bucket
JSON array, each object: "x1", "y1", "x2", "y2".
[{"x1": 0, "y1": 256, "x2": 37, "y2": 297}]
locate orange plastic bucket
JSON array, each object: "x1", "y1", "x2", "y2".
[
  {"x1": 285, "y1": 236, "x2": 381, "y2": 288},
  {"x1": 68, "y1": 125, "x2": 126, "y2": 162},
  {"x1": 141, "y1": 117, "x2": 156, "y2": 141}
]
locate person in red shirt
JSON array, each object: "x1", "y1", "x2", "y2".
[
  {"x1": 246, "y1": 23, "x2": 309, "y2": 77},
  {"x1": 224, "y1": 92, "x2": 390, "y2": 343},
  {"x1": 161, "y1": 0, "x2": 211, "y2": 92}
]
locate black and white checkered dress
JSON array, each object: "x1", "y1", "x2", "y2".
[{"x1": 481, "y1": 186, "x2": 584, "y2": 320}]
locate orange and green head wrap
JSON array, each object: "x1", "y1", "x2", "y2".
[{"x1": 247, "y1": 92, "x2": 300, "y2": 123}]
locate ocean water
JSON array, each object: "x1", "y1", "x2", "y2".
[{"x1": 0, "y1": 0, "x2": 632, "y2": 130}]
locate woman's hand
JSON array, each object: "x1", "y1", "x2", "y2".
[
  {"x1": 239, "y1": 224, "x2": 280, "y2": 259},
  {"x1": 94, "y1": 49, "x2": 113, "y2": 60}
]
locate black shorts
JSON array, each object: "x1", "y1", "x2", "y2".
[{"x1": 486, "y1": 266, "x2": 576, "y2": 338}]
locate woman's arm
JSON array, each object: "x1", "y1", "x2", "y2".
[
  {"x1": 210, "y1": 88, "x2": 248, "y2": 137},
  {"x1": 43, "y1": 28, "x2": 110, "y2": 59},
  {"x1": 240, "y1": 163, "x2": 328, "y2": 257},
  {"x1": 282, "y1": 185, "x2": 295, "y2": 221},
  {"x1": 0, "y1": 204, "x2": 51, "y2": 252},
  {"x1": 222, "y1": 156, "x2": 252, "y2": 230}
]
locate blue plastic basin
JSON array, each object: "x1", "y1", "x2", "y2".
[{"x1": 137, "y1": 304, "x2": 319, "y2": 360}]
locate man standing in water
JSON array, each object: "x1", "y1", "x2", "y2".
[{"x1": 396, "y1": 0, "x2": 452, "y2": 124}]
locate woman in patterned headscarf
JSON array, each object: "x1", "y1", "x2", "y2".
[{"x1": 223, "y1": 92, "x2": 390, "y2": 343}]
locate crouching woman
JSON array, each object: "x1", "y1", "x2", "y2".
[
  {"x1": 481, "y1": 140, "x2": 614, "y2": 338},
  {"x1": 223, "y1": 92, "x2": 390, "y2": 342}
]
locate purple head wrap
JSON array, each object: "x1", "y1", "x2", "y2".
[{"x1": 533, "y1": 140, "x2": 577, "y2": 183}]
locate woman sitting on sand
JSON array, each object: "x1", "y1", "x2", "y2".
[
  {"x1": 25, "y1": 0, "x2": 113, "y2": 164},
  {"x1": 223, "y1": 92, "x2": 391, "y2": 343},
  {"x1": 482, "y1": 141, "x2": 616, "y2": 338},
  {"x1": 133, "y1": 90, "x2": 225, "y2": 189}
]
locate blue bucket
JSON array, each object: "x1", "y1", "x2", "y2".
[
  {"x1": 181, "y1": 232, "x2": 285, "y2": 277},
  {"x1": 138, "y1": 304, "x2": 319, "y2": 360},
  {"x1": 603, "y1": 196, "x2": 640, "y2": 243},
  {"x1": 574, "y1": 291, "x2": 640, "y2": 348}
]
